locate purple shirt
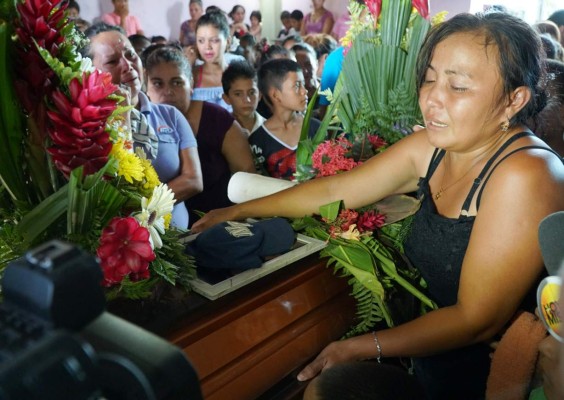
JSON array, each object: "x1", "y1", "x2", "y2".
[{"x1": 303, "y1": 10, "x2": 333, "y2": 34}]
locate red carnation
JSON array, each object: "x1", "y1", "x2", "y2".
[{"x1": 97, "y1": 217, "x2": 156, "y2": 287}]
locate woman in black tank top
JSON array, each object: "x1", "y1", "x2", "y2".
[{"x1": 192, "y1": 12, "x2": 564, "y2": 399}]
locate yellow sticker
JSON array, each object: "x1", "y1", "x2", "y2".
[{"x1": 537, "y1": 276, "x2": 562, "y2": 342}]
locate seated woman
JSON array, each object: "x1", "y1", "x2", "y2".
[
  {"x1": 144, "y1": 45, "x2": 255, "y2": 226},
  {"x1": 300, "y1": 0, "x2": 334, "y2": 36},
  {"x1": 179, "y1": 0, "x2": 204, "y2": 48},
  {"x1": 191, "y1": 11, "x2": 233, "y2": 112},
  {"x1": 83, "y1": 24, "x2": 203, "y2": 229},
  {"x1": 193, "y1": 12, "x2": 564, "y2": 399},
  {"x1": 228, "y1": 5, "x2": 249, "y2": 39}
]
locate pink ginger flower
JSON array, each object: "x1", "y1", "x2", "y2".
[
  {"x1": 357, "y1": 210, "x2": 386, "y2": 233},
  {"x1": 412, "y1": 0, "x2": 430, "y2": 19},
  {"x1": 47, "y1": 70, "x2": 118, "y2": 177}
]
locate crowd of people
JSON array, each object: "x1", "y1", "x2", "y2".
[{"x1": 67, "y1": 1, "x2": 564, "y2": 398}]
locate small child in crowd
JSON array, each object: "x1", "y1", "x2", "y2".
[
  {"x1": 222, "y1": 61, "x2": 265, "y2": 136},
  {"x1": 289, "y1": 10, "x2": 304, "y2": 36},
  {"x1": 277, "y1": 10, "x2": 292, "y2": 41},
  {"x1": 249, "y1": 58, "x2": 322, "y2": 180},
  {"x1": 249, "y1": 10, "x2": 262, "y2": 42}
]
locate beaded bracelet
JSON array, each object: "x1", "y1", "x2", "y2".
[{"x1": 372, "y1": 331, "x2": 382, "y2": 363}]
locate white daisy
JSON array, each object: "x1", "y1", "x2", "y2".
[{"x1": 135, "y1": 183, "x2": 175, "y2": 249}]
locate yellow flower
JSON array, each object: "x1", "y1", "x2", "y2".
[
  {"x1": 163, "y1": 213, "x2": 172, "y2": 229},
  {"x1": 140, "y1": 158, "x2": 160, "y2": 191},
  {"x1": 431, "y1": 11, "x2": 448, "y2": 26},
  {"x1": 110, "y1": 140, "x2": 144, "y2": 183}
]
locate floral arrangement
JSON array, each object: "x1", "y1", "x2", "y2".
[
  {"x1": 294, "y1": 0, "x2": 445, "y2": 335},
  {"x1": 0, "y1": 0, "x2": 194, "y2": 300}
]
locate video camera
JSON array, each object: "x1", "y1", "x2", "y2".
[{"x1": 0, "y1": 240, "x2": 202, "y2": 400}]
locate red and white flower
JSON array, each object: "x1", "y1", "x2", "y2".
[{"x1": 97, "y1": 217, "x2": 156, "y2": 287}]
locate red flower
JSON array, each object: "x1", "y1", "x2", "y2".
[
  {"x1": 97, "y1": 217, "x2": 156, "y2": 287},
  {"x1": 15, "y1": 0, "x2": 67, "y2": 53},
  {"x1": 47, "y1": 70, "x2": 118, "y2": 177},
  {"x1": 357, "y1": 210, "x2": 386, "y2": 233},
  {"x1": 368, "y1": 134, "x2": 387, "y2": 151},
  {"x1": 412, "y1": 0, "x2": 430, "y2": 19},
  {"x1": 365, "y1": 0, "x2": 382, "y2": 20},
  {"x1": 338, "y1": 209, "x2": 359, "y2": 231},
  {"x1": 312, "y1": 136, "x2": 358, "y2": 177}
]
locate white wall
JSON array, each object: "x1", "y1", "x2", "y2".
[{"x1": 79, "y1": 0, "x2": 470, "y2": 41}]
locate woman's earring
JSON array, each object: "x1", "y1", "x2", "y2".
[{"x1": 500, "y1": 119, "x2": 510, "y2": 132}]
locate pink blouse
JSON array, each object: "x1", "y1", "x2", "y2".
[{"x1": 101, "y1": 13, "x2": 143, "y2": 36}]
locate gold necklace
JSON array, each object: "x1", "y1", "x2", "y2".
[{"x1": 433, "y1": 153, "x2": 484, "y2": 200}]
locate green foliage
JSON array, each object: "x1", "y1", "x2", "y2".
[
  {"x1": 292, "y1": 1, "x2": 435, "y2": 335},
  {"x1": 105, "y1": 276, "x2": 158, "y2": 301}
]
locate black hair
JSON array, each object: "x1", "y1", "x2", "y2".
[
  {"x1": 292, "y1": 42, "x2": 317, "y2": 61},
  {"x1": 258, "y1": 58, "x2": 301, "y2": 108},
  {"x1": 151, "y1": 35, "x2": 167, "y2": 44},
  {"x1": 540, "y1": 34, "x2": 561, "y2": 60},
  {"x1": 205, "y1": 5, "x2": 222, "y2": 14},
  {"x1": 228, "y1": 5, "x2": 245, "y2": 20},
  {"x1": 548, "y1": 9, "x2": 564, "y2": 27},
  {"x1": 66, "y1": 0, "x2": 80, "y2": 13},
  {"x1": 81, "y1": 22, "x2": 125, "y2": 57},
  {"x1": 197, "y1": 9, "x2": 230, "y2": 39},
  {"x1": 222, "y1": 60, "x2": 257, "y2": 94},
  {"x1": 250, "y1": 10, "x2": 262, "y2": 23},
  {"x1": 144, "y1": 45, "x2": 192, "y2": 83},
  {"x1": 280, "y1": 10, "x2": 291, "y2": 20},
  {"x1": 416, "y1": 12, "x2": 548, "y2": 127},
  {"x1": 129, "y1": 34, "x2": 151, "y2": 54},
  {"x1": 282, "y1": 34, "x2": 303, "y2": 48},
  {"x1": 290, "y1": 10, "x2": 304, "y2": 21},
  {"x1": 310, "y1": 361, "x2": 424, "y2": 400},
  {"x1": 239, "y1": 33, "x2": 256, "y2": 47},
  {"x1": 262, "y1": 44, "x2": 292, "y2": 63},
  {"x1": 528, "y1": 59, "x2": 564, "y2": 154}
]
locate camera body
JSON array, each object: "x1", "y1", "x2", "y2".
[{"x1": 0, "y1": 240, "x2": 202, "y2": 400}]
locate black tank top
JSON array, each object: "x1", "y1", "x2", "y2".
[{"x1": 403, "y1": 132, "x2": 561, "y2": 399}]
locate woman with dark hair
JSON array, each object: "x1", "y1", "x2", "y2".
[
  {"x1": 83, "y1": 24, "x2": 203, "y2": 229},
  {"x1": 191, "y1": 11, "x2": 232, "y2": 111},
  {"x1": 300, "y1": 0, "x2": 334, "y2": 36},
  {"x1": 228, "y1": 5, "x2": 248, "y2": 39},
  {"x1": 529, "y1": 59, "x2": 564, "y2": 156},
  {"x1": 193, "y1": 12, "x2": 564, "y2": 399},
  {"x1": 249, "y1": 10, "x2": 262, "y2": 42},
  {"x1": 144, "y1": 46, "x2": 255, "y2": 226},
  {"x1": 179, "y1": 0, "x2": 204, "y2": 47}
]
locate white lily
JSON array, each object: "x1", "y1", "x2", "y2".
[{"x1": 340, "y1": 224, "x2": 361, "y2": 241}]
